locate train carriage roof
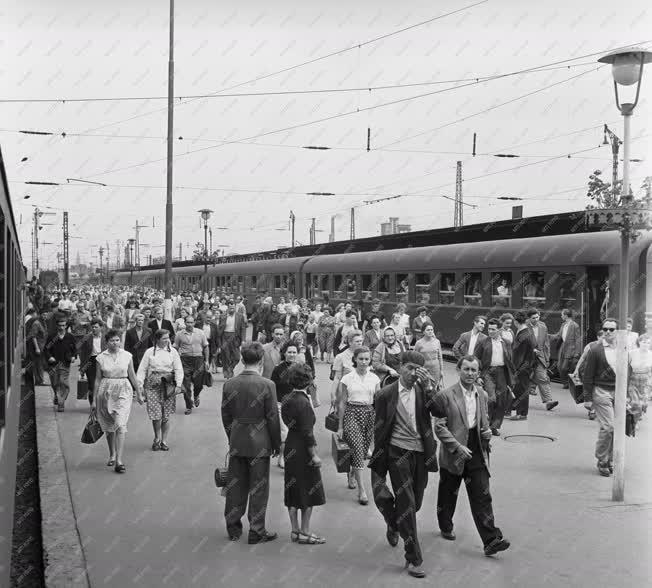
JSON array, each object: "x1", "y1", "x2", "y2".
[{"x1": 303, "y1": 232, "x2": 652, "y2": 273}]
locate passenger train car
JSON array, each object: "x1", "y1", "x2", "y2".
[
  {"x1": 0, "y1": 146, "x2": 26, "y2": 588},
  {"x1": 113, "y1": 230, "x2": 652, "y2": 347}
]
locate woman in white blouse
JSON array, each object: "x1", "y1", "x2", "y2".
[
  {"x1": 338, "y1": 346, "x2": 380, "y2": 505},
  {"x1": 136, "y1": 329, "x2": 184, "y2": 451}
]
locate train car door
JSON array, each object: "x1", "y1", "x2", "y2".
[{"x1": 585, "y1": 266, "x2": 610, "y2": 342}]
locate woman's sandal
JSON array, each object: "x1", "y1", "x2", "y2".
[
  {"x1": 298, "y1": 532, "x2": 325, "y2": 545},
  {"x1": 152, "y1": 440, "x2": 161, "y2": 451},
  {"x1": 291, "y1": 530, "x2": 300, "y2": 543},
  {"x1": 107, "y1": 458, "x2": 115, "y2": 467},
  {"x1": 347, "y1": 473, "x2": 357, "y2": 490},
  {"x1": 114, "y1": 464, "x2": 126, "y2": 474},
  {"x1": 159, "y1": 442, "x2": 170, "y2": 451}
]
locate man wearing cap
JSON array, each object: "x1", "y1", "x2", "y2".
[
  {"x1": 432, "y1": 355, "x2": 510, "y2": 557},
  {"x1": 369, "y1": 350, "x2": 438, "y2": 579}
]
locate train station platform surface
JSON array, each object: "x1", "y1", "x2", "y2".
[{"x1": 35, "y1": 360, "x2": 651, "y2": 588}]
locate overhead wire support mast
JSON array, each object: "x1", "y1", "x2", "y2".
[
  {"x1": 454, "y1": 161, "x2": 463, "y2": 228},
  {"x1": 164, "y1": 0, "x2": 174, "y2": 315}
]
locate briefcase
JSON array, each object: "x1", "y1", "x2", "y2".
[
  {"x1": 77, "y1": 375, "x2": 89, "y2": 400},
  {"x1": 331, "y1": 433, "x2": 351, "y2": 473},
  {"x1": 568, "y1": 378, "x2": 585, "y2": 404}
]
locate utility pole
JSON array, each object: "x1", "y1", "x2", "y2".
[
  {"x1": 309, "y1": 218, "x2": 316, "y2": 245},
  {"x1": 454, "y1": 161, "x2": 463, "y2": 228},
  {"x1": 105, "y1": 242, "x2": 110, "y2": 279},
  {"x1": 329, "y1": 215, "x2": 335, "y2": 242},
  {"x1": 289, "y1": 210, "x2": 296, "y2": 248},
  {"x1": 164, "y1": 0, "x2": 175, "y2": 317},
  {"x1": 209, "y1": 228, "x2": 213, "y2": 257},
  {"x1": 178, "y1": 242, "x2": 182, "y2": 261},
  {"x1": 350, "y1": 208, "x2": 355, "y2": 240},
  {"x1": 63, "y1": 211, "x2": 70, "y2": 286},
  {"x1": 98, "y1": 246, "x2": 104, "y2": 283},
  {"x1": 33, "y1": 208, "x2": 41, "y2": 276},
  {"x1": 603, "y1": 124, "x2": 622, "y2": 201}
]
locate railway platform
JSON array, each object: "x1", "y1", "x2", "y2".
[{"x1": 35, "y1": 360, "x2": 651, "y2": 588}]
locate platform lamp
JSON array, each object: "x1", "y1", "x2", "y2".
[
  {"x1": 127, "y1": 238, "x2": 136, "y2": 285},
  {"x1": 589, "y1": 46, "x2": 652, "y2": 501},
  {"x1": 198, "y1": 209, "x2": 213, "y2": 284}
]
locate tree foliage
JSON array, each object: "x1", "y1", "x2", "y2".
[{"x1": 586, "y1": 169, "x2": 649, "y2": 210}]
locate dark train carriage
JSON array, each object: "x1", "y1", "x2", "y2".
[{"x1": 301, "y1": 231, "x2": 652, "y2": 347}]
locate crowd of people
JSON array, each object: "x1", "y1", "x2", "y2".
[{"x1": 22, "y1": 277, "x2": 651, "y2": 578}]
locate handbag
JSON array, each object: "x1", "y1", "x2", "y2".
[
  {"x1": 331, "y1": 433, "x2": 351, "y2": 473},
  {"x1": 202, "y1": 370, "x2": 213, "y2": 388},
  {"x1": 81, "y1": 411, "x2": 104, "y2": 444},
  {"x1": 324, "y1": 404, "x2": 339, "y2": 432},
  {"x1": 160, "y1": 374, "x2": 177, "y2": 401},
  {"x1": 76, "y1": 374, "x2": 89, "y2": 400},
  {"x1": 214, "y1": 453, "x2": 232, "y2": 488}
]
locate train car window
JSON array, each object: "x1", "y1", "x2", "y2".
[
  {"x1": 377, "y1": 273, "x2": 391, "y2": 301},
  {"x1": 415, "y1": 273, "x2": 431, "y2": 304},
  {"x1": 346, "y1": 275, "x2": 357, "y2": 300},
  {"x1": 274, "y1": 275, "x2": 282, "y2": 290},
  {"x1": 396, "y1": 273, "x2": 409, "y2": 304},
  {"x1": 309, "y1": 275, "x2": 319, "y2": 299},
  {"x1": 522, "y1": 271, "x2": 546, "y2": 307},
  {"x1": 333, "y1": 275, "x2": 344, "y2": 298},
  {"x1": 559, "y1": 272, "x2": 578, "y2": 309},
  {"x1": 320, "y1": 275, "x2": 329, "y2": 298},
  {"x1": 250, "y1": 275, "x2": 258, "y2": 292},
  {"x1": 288, "y1": 274, "x2": 295, "y2": 296},
  {"x1": 439, "y1": 273, "x2": 455, "y2": 305},
  {"x1": 361, "y1": 274, "x2": 373, "y2": 300},
  {"x1": 238, "y1": 276, "x2": 244, "y2": 293},
  {"x1": 491, "y1": 272, "x2": 512, "y2": 308},
  {"x1": 463, "y1": 273, "x2": 482, "y2": 306}
]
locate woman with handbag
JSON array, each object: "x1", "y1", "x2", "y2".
[
  {"x1": 338, "y1": 346, "x2": 380, "y2": 504},
  {"x1": 136, "y1": 329, "x2": 184, "y2": 451},
  {"x1": 281, "y1": 363, "x2": 326, "y2": 544},
  {"x1": 92, "y1": 329, "x2": 143, "y2": 473}
]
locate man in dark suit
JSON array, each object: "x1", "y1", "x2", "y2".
[
  {"x1": 452, "y1": 315, "x2": 487, "y2": 360},
  {"x1": 432, "y1": 355, "x2": 510, "y2": 557},
  {"x1": 124, "y1": 314, "x2": 152, "y2": 372},
  {"x1": 509, "y1": 310, "x2": 538, "y2": 420},
  {"x1": 148, "y1": 306, "x2": 175, "y2": 343},
  {"x1": 526, "y1": 308, "x2": 558, "y2": 410},
  {"x1": 551, "y1": 308, "x2": 583, "y2": 389},
  {"x1": 369, "y1": 351, "x2": 438, "y2": 579},
  {"x1": 474, "y1": 318, "x2": 515, "y2": 436},
  {"x1": 78, "y1": 319, "x2": 107, "y2": 405},
  {"x1": 217, "y1": 301, "x2": 248, "y2": 379},
  {"x1": 221, "y1": 341, "x2": 281, "y2": 543}
]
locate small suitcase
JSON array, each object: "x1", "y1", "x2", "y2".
[
  {"x1": 77, "y1": 376, "x2": 89, "y2": 400},
  {"x1": 568, "y1": 377, "x2": 584, "y2": 404},
  {"x1": 331, "y1": 433, "x2": 351, "y2": 473}
]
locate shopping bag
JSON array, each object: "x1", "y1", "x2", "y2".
[
  {"x1": 203, "y1": 370, "x2": 213, "y2": 388},
  {"x1": 331, "y1": 433, "x2": 351, "y2": 473},
  {"x1": 76, "y1": 375, "x2": 89, "y2": 400},
  {"x1": 81, "y1": 412, "x2": 104, "y2": 444}
]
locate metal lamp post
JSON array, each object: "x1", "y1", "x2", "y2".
[
  {"x1": 127, "y1": 238, "x2": 136, "y2": 285},
  {"x1": 591, "y1": 46, "x2": 652, "y2": 501},
  {"x1": 198, "y1": 209, "x2": 213, "y2": 285}
]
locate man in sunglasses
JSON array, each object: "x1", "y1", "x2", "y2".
[{"x1": 582, "y1": 318, "x2": 618, "y2": 477}]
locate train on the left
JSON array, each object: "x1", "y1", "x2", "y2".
[{"x1": 0, "y1": 146, "x2": 27, "y2": 588}]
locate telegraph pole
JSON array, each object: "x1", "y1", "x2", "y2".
[
  {"x1": 164, "y1": 0, "x2": 175, "y2": 317},
  {"x1": 63, "y1": 211, "x2": 70, "y2": 286},
  {"x1": 454, "y1": 161, "x2": 463, "y2": 228},
  {"x1": 329, "y1": 215, "x2": 335, "y2": 242},
  {"x1": 309, "y1": 218, "x2": 316, "y2": 245},
  {"x1": 98, "y1": 246, "x2": 104, "y2": 283},
  {"x1": 350, "y1": 208, "x2": 355, "y2": 240}
]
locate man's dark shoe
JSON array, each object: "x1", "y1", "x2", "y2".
[
  {"x1": 57, "y1": 405, "x2": 64, "y2": 412},
  {"x1": 484, "y1": 537, "x2": 510, "y2": 556},
  {"x1": 228, "y1": 533, "x2": 241, "y2": 542},
  {"x1": 386, "y1": 526, "x2": 399, "y2": 547},
  {"x1": 491, "y1": 428, "x2": 500, "y2": 436},
  {"x1": 248, "y1": 531, "x2": 278, "y2": 544},
  {"x1": 545, "y1": 401, "x2": 559, "y2": 411},
  {"x1": 194, "y1": 397, "x2": 200, "y2": 408},
  {"x1": 441, "y1": 530, "x2": 456, "y2": 541},
  {"x1": 405, "y1": 562, "x2": 426, "y2": 578},
  {"x1": 510, "y1": 414, "x2": 527, "y2": 421},
  {"x1": 184, "y1": 408, "x2": 192, "y2": 415},
  {"x1": 597, "y1": 462, "x2": 611, "y2": 477}
]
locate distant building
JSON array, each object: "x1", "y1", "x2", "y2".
[{"x1": 380, "y1": 217, "x2": 411, "y2": 235}]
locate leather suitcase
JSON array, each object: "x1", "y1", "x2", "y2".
[
  {"x1": 77, "y1": 376, "x2": 89, "y2": 400},
  {"x1": 331, "y1": 433, "x2": 351, "y2": 473},
  {"x1": 568, "y1": 378, "x2": 584, "y2": 404}
]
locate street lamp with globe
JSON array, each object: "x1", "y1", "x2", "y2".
[
  {"x1": 198, "y1": 209, "x2": 213, "y2": 281},
  {"x1": 590, "y1": 46, "x2": 652, "y2": 501}
]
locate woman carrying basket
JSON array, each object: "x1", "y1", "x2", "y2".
[{"x1": 136, "y1": 329, "x2": 184, "y2": 451}]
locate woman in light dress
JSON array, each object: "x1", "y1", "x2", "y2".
[
  {"x1": 628, "y1": 334, "x2": 652, "y2": 427},
  {"x1": 136, "y1": 329, "x2": 184, "y2": 451},
  {"x1": 413, "y1": 323, "x2": 444, "y2": 389},
  {"x1": 92, "y1": 329, "x2": 143, "y2": 473}
]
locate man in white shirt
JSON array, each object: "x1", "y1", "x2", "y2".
[{"x1": 452, "y1": 316, "x2": 487, "y2": 360}]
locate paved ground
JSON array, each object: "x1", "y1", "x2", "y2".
[{"x1": 37, "y1": 359, "x2": 651, "y2": 588}]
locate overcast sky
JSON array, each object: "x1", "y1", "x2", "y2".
[{"x1": 3, "y1": 0, "x2": 651, "y2": 270}]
